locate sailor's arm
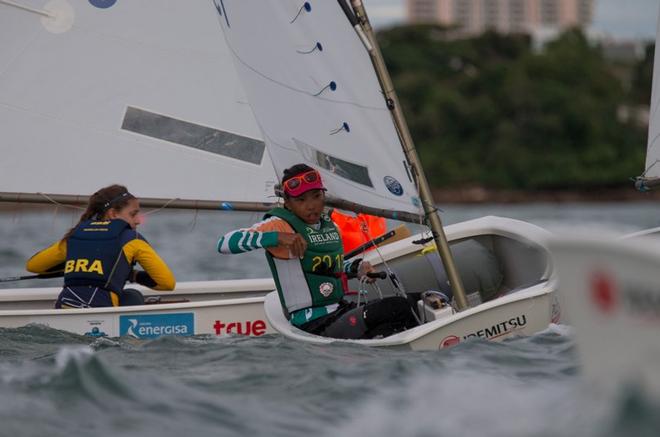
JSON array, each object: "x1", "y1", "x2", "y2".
[
  {"x1": 343, "y1": 257, "x2": 376, "y2": 283},
  {"x1": 25, "y1": 240, "x2": 67, "y2": 274},
  {"x1": 217, "y1": 218, "x2": 301, "y2": 258},
  {"x1": 122, "y1": 239, "x2": 176, "y2": 291}
]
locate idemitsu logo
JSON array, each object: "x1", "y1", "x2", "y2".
[
  {"x1": 463, "y1": 315, "x2": 528, "y2": 340},
  {"x1": 120, "y1": 313, "x2": 194, "y2": 339}
]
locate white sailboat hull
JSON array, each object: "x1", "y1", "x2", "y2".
[
  {"x1": 0, "y1": 296, "x2": 270, "y2": 339},
  {"x1": 550, "y1": 235, "x2": 660, "y2": 400},
  {"x1": 265, "y1": 283, "x2": 554, "y2": 351},
  {"x1": 264, "y1": 216, "x2": 559, "y2": 351},
  {"x1": 0, "y1": 279, "x2": 276, "y2": 339}
]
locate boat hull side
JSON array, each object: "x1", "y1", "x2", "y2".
[{"x1": 0, "y1": 297, "x2": 272, "y2": 339}]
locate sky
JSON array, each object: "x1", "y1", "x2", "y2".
[{"x1": 363, "y1": 0, "x2": 660, "y2": 41}]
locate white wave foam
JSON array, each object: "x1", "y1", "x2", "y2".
[
  {"x1": 545, "y1": 323, "x2": 574, "y2": 337},
  {"x1": 54, "y1": 345, "x2": 94, "y2": 370}
]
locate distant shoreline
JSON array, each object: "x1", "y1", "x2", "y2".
[{"x1": 432, "y1": 186, "x2": 660, "y2": 204}]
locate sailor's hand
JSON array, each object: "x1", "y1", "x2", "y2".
[
  {"x1": 358, "y1": 261, "x2": 377, "y2": 283},
  {"x1": 278, "y1": 232, "x2": 307, "y2": 258}
]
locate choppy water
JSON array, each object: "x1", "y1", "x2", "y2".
[{"x1": 1, "y1": 202, "x2": 660, "y2": 436}]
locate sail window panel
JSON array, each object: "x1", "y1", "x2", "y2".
[
  {"x1": 293, "y1": 138, "x2": 373, "y2": 187},
  {"x1": 121, "y1": 107, "x2": 265, "y2": 165}
]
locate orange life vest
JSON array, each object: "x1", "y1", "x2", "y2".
[{"x1": 330, "y1": 210, "x2": 387, "y2": 255}]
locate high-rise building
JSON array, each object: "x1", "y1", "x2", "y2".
[{"x1": 407, "y1": 0, "x2": 594, "y2": 35}]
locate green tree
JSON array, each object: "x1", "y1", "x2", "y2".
[{"x1": 379, "y1": 26, "x2": 647, "y2": 190}]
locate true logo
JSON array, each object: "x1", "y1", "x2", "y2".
[{"x1": 213, "y1": 320, "x2": 267, "y2": 336}]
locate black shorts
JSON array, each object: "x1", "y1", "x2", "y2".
[{"x1": 300, "y1": 296, "x2": 418, "y2": 339}]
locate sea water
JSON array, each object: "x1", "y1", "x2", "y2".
[{"x1": 1, "y1": 202, "x2": 660, "y2": 437}]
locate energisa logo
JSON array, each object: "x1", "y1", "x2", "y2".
[
  {"x1": 119, "y1": 313, "x2": 194, "y2": 339},
  {"x1": 383, "y1": 176, "x2": 404, "y2": 196},
  {"x1": 89, "y1": 0, "x2": 118, "y2": 8}
]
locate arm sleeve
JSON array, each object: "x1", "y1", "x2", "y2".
[
  {"x1": 217, "y1": 217, "x2": 295, "y2": 259},
  {"x1": 25, "y1": 240, "x2": 67, "y2": 274},
  {"x1": 122, "y1": 239, "x2": 176, "y2": 291},
  {"x1": 343, "y1": 258, "x2": 362, "y2": 275}
]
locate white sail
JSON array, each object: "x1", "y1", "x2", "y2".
[
  {"x1": 0, "y1": 0, "x2": 277, "y2": 203},
  {"x1": 551, "y1": 234, "x2": 660, "y2": 400},
  {"x1": 642, "y1": 4, "x2": 660, "y2": 183},
  {"x1": 216, "y1": 0, "x2": 422, "y2": 214}
]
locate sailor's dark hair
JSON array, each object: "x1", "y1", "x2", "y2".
[
  {"x1": 281, "y1": 163, "x2": 315, "y2": 184},
  {"x1": 63, "y1": 184, "x2": 135, "y2": 240}
]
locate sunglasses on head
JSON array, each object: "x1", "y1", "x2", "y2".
[{"x1": 283, "y1": 170, "x2": 320, "y2": 191}]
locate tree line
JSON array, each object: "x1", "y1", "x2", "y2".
[{"x1": 378, "y1": 25, "x2": 652, "y2": 190}]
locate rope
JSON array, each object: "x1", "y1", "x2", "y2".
[
  {"x1": 0, "y1": 0, "x2": 53, "y2": 18},
  {"x1": 640, "y1": 159, "x2": 660, "y2": 178},
  {"x1": 37, "y1": 193, "x2": 85, "y2": 211},
  {"x1": 225, "y1": 41, "x2": 385, "y2": 110},
  {"x1": 296, "y1": 42, "x2": 323, "y2": 54},
  {"x1": 357, "y1": 215, "x2": 408, "y2": 298},
  {"x1": 51, "y1": 204, "x2": 60, "y2": 232},
  {"x1": 290, "y1": 2, "x2": 311, "y2": 24},
  {"x1": 329, "y1": 122, "x2": 350, "y2": 135},
  {"x1": 213, "y1": 0, "x2": 230, "y2": 27},
  {"x1": 313, "y1": 81, "x2": 337, "y2": 96},
  {"x1": 189, "y1": 201, "x2": 199, "y2": 231},
  {"x1": 143, "y1": 197, "x2": 179, "y2": 216}
]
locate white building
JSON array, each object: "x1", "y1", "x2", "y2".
[{"x1": 407, "y1": 0, "x2": 594, "y2": 35}]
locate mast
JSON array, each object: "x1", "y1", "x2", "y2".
[{"x1": 347, "y1": 0, "x2": 469, "y2": 310}]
